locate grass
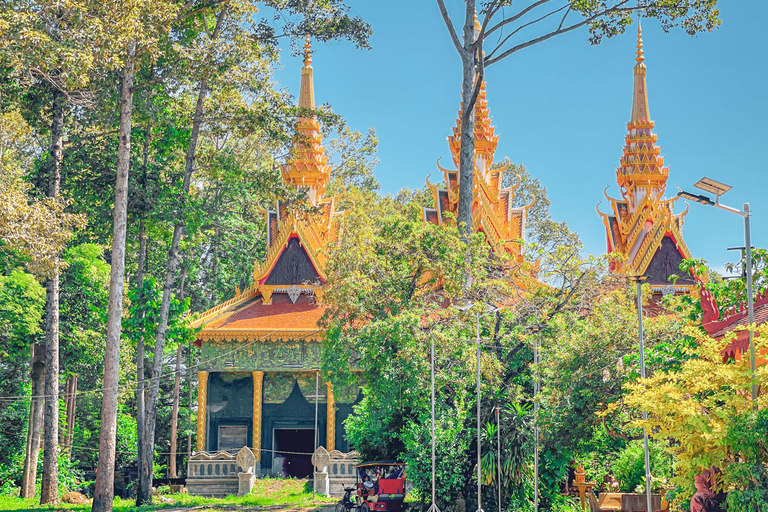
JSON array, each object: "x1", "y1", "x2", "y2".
[{"x1": 0, "y1": 478, "x2": 337, "y2": 512}]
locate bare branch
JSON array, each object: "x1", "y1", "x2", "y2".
[
  {"x1": 485, "y1": 4, "x2": 568, "y2": 62},
  {"x1": 485, "y1": 3, "x2": 638, "y2": 66},
  {"x1": 485, "y1": 0, "x2": 554, "y2": 38},
  {"x1": 436, "y1": 0, "x2": 463, "y2": 55},
  {"x1": 557, "y1": 3, "x2": 573, "y2": 31}
]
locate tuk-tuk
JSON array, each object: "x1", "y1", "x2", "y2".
[{"x1": 345, "y1": 461, "x2": 407, "y2": 512}]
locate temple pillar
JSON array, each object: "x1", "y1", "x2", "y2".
[
  {"x1": 326, "y1": 381, "x2": 335, "y2": 452},
  {"x1": 196, "y1": 371, "x2": 209, "y2": 451},
  {"x1": 252, "y1": 371, "x2": 264, "y2": 461}
]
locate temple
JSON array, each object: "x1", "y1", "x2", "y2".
[
  {"x1": 188, "y1": 38, "x2": 359, "y2": 480},
  {"x1": 423, "y1": 77, "x2": 531, "y2": 259},
  {"x1": 597, "y1": 25, "x2": 695, "y2": 295}
]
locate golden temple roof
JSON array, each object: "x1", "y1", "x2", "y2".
[
  {"x1": 597, "y1": 25, "x2": 694, "y2": 291},
  {"x1": 193, "y1": 38, "x2": 341, "y2": 339},
  {"x1": 424, "y1": 80, "x2": 531, "y2": 260}
]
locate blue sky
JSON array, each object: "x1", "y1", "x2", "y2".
[{"x1": 272, "y1": 1, "x2": 766, "y2": 274}]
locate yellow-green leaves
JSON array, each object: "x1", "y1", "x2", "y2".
[
  {"x1": 622, "y1": 324, "x2": 768, "y2": 493},
  {"x1": 0, "y1": 111, "x2": 85, "y2": 277}
]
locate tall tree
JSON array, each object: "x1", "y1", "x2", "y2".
[
  {"x1": 92, "y1": 0, "x2": 178, "y2": 507},
  {"x1": 39, "y1": 87, "x2": 64, "y2": 505},
  {"x1": 435, "y1": 0, "x2": 721, "y2": 233}
]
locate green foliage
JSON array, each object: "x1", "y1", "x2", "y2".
[
  {"x1": 680, "y1": 249, "x2": 768, "y2": 318},
  {"x1": 621, "y1": 323, "x2": 768, "y2": 504},
  {"x1": 0, "y1": 269, "x2": 45, "y2": 353},
  {"x1": 327, "y1": 124, "x2": 380, "y2": 194},
  {"x1": 124, "y1": 276, "x2": 198, "y2": 351},
  {"x1": 723, "y1": 409, "x2": 768, "y2": 510}
]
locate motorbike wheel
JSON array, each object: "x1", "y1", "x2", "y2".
[{"x1": 335, "y1": 503, "x2": 346, "y2": 512}]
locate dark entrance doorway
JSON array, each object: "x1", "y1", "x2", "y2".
[{"x1": 274, "y1": 428, "x2": 314, "y2": 478}]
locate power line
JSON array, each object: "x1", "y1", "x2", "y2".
[{"x1": 0, "y1": 311, "x2": 323, "y2": 403}]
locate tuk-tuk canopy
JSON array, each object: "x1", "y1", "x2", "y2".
[{"x1": 354, "y1": 460, "x2": 406, "y2": 469}]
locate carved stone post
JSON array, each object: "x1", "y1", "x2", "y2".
[
  {"x1": 326, "y1": 381, "x2": 335, "y2": 452},
  {"x1": 196, "y1": 371, "x2": 209, "y2": 451},
  {"x1": 252, "y1": 371, "x2": 264, "y2": 461}
]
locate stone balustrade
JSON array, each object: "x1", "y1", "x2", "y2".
[
  {"x1": 312, "y1": 447, "x2": 360, "y2": 497},
  {"x1": 186, "y1": 451, "x2": 239, "y2": 497}
]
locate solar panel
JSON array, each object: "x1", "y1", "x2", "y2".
[{"x1": 693, "y1": 177, "x2": 732, "y2": 197}]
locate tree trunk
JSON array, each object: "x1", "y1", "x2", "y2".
[
  {"x1": 169, "y1": 268, "x2": 186, "y2": 478},
  {"x1": 40, "y1": 86, "x2": 65, "y2": 505},
  {"x1": 21, "y1": 344, "x2": 45, "y2": 498},
  {"x1": 135, "y1": 218, "x2": 146, "y2": 489},
  {"x1": 139, "y1": 77, "x2": 208, "y2": 505},
  {"x1": 134, "y1": 120, "x2": 151, "y2": 499},
  {"x1": 169, "y1": 345, "x2": 182, "y2": 478},
  {"x1": 92, "y1": 41, "x2": 136, "y2": 512},
  {"x1": 457, "y1": 1, "x2": 477, "y2": 236},
  {"x1": 63, "y1": 374, "x2": 77, "y2": 458}
]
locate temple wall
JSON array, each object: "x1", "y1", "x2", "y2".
[
  {"x1": 206, "y1": 372, "x2": 254, "y2": 452},
  {"x1": 197, "y1": 363, "x2": 362, "y2": 477}
]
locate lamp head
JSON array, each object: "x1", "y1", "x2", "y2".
[{"x1": 677, "y1": 190, "x2": 715, "y2": 206}]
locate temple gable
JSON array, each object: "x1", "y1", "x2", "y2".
[
  {"x1": 264, "y1": 238, "x2": 321, "y2": 286},
  {"x1": 644, "y1": 237, "x2": 694, "y2": 286}
]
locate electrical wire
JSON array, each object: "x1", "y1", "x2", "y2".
[{"x1": 0, "y1": 307, "x2": 323, "y2": 403}]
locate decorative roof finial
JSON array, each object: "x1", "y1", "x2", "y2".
[
  {"x1": 303, "y1": 35, "x2": 312, "y2": 67},
  {"x1": 635, "y1": 20, "x2": 645, "y2": 65}
]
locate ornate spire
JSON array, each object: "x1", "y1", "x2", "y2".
[
  {"x1": 617, "y1": 23, "x2": 668, "y2": 207},
  {"x1": 299, "y1": 35, "x2": 315, "y2": 110},
  {"x1": 631, "y1": 22, "x2": 650, "y2": 124},
  {"x1": 282, "y1": 36, "x2": 330, "y2": 205},
  {"x1": 448, "y1": 81, "x2": 499, "y2": 172}
]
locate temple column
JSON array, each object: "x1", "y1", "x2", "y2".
[
  {"x1": 252, "y1": 371, "x2": 264, "y2": 461},
  {"x1": 326, "y1": 381, "x2": 335, "y2": 452},
  {"x1": 196, "y1": 371, "x2": 209, "y2": 451}
]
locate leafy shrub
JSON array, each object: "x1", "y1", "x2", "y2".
[{"x1": 613, "y1": 442, "x2": 646, "y2": 492}]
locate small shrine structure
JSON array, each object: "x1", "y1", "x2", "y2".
[
  {"x1": 188, "y1": 38, "x2": 360, "y2": 481},
  {"x1": 597, "y1": 26, "x2": 696, "y2": 295}
]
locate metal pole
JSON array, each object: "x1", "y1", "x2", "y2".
[
  {"x1": 636, "y1": 281, "x2": 652, "y2": 512},
  {"x1": 533, "y1": 338, "x2": 539, "y2": 512},
  {"x1": 744, "y1": 203, "x2": 757, "y2": 410},
  {"x1": 431, "y1": 338, "x2": 437, "y2": 511},
  {"x1": 496, "y1": 406, "x2": 501, "y2": 512},
  {"x1": 313, "y1": 371, "x2": 319, "y2": 500},
  {"x1": 476, "y1": 313, "x2": 483, "y2": 512}
]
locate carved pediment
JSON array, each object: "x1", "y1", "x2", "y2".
[
  {"x1": 644, "y1": 237, "x2": 693, "y2": 285},
  {"x1": 264, "y1": 237, "x2": 321, "y2": 286}
]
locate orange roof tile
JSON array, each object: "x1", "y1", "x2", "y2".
[{"x1": 198, "y1": 293, "x2": 326, "y2": 342}]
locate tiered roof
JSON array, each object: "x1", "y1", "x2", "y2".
[
  {"x1": 597, "y1": 25, "x2": 694, "y2": 293},
  {"x1": 701, "y1": 283, "x2": 768, "y2": 362},
  {"x1": 423, "y1": 79, "x2": 531, "y2": 260},
  {"x1": 193, "y1": 38, "x2": 340, "y2": 342}
]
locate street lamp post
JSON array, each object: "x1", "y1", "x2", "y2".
[
  {"x1": 495, "y1": 406, "x2": 501, "y2": 512},
  {"x1": 429, "y1": 338, "x2": 440, "y2": 512},
  {"x1": 628, "y1": 276, "x2": 652, "y2": 512},
  {"x1": 533, "y1": 336, "x2": 540, "y2": 512},
  {"x1": 458, "y1": 303, "x2": 499, "y2": 512},
  {"x1": 678, "y1": 177, "x2": 757, "y2": 409}
]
